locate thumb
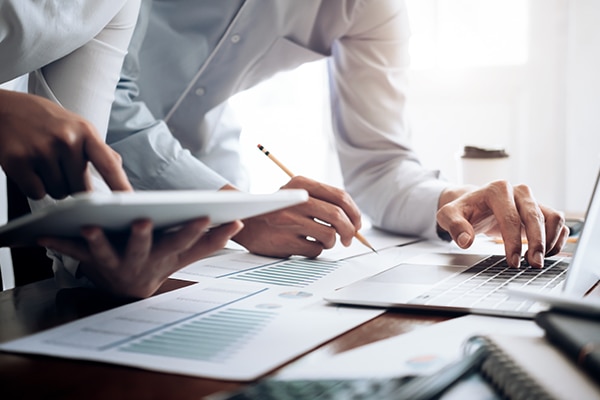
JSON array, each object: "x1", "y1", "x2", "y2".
[{"x1": 437, "y1": 209, "x2": 476, "y2": 249}]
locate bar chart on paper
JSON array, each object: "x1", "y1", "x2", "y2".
[
  {"x1": 37, "y1": 283, "x2": 269, "y2": 354},
  {"x1": 0, "y1": 279, "x2": 383, "y2": 380},
  {"x1": 229, "y1": 259, "x2": 341, "y2": 287},
  {"x1": 171, "y1": 228, "x2": 420, "y2": 285},
  {"x1": 120, "y1": 308, "x2": 277, "y2": 362},
  {"x1": 171, "y1": 252, "x2": 344, "y2": 288},
  {"x1": 1, "y1": 235, "x2": 418, "y2": 380}
]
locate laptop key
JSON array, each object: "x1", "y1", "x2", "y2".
[{"x1": 409, "y1": 255, "x2": 568, "y2": 311}]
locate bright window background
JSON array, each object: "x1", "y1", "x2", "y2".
[
  {"x1": 231, "y1": 61, "x2": 340, "y2": 194},
  {"x1": 232, "y1": 0, "x2": 600, "y2": 218},
  {"x1": 408, "y1": 0, "x2": 529, "y2": 69}
]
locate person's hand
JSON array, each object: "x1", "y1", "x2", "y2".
[
  {"x1": 38, "y1": 218, "x2": 244, "y2": 298},
  {"x1": 436, "y1": 180, "x2": 569, "y2": 268},
  {"x1": 227, "y1": 176, "x2": 363, "y2": 258},
  {"x1": 0, "y1": 89, "x2": 132, "y2": 199}
]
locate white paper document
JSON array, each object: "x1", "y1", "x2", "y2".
[
  {"x1": 173, "y1": 228, "x2": 419, "y2": 283},
  {"x1": 0, "y1": 279, "x2": 382, "y2": 381},
  {"x1": 0, "y1": 230, "x2": 420, "y2": 380},
  {"x1": 276, "y1": 314, "x2": 543, "y2": 380},
  {"x1": 0, "y1": 232, "x2": 510, "y2": 381}
]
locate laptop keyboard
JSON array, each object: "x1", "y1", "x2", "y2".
[{"x1": 408, "y1": 255, "x2": 569, "y2": 312}]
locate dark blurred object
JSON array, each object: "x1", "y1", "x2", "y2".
[
  {"x1": 461, "y1": 146, "x2": 509, "y2": 159},
  {"x1": 535, "y1": 310, "x2": 600, "y2": 385},
  {"x1": 6, "y1": 177, "x2": 54, "y2": 287},
  {"x1": 566, "y1": 217, "x2": 584, "y2": 237},
  {"x1": 214, "y1": 346, "x2": 488, "y2": 400}
]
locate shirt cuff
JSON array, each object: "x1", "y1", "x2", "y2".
[
  {"x1": 377, "y1": 178, "x2": 449, "y2": 240},
  {"x1": 112, "y1": 122, "x2": 229, "y2": 191},
  {"x1": 150, "y1": 149, "x2": 229, "y2": 190}
]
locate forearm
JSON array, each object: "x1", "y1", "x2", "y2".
[
  {"x1": 330, "y1": 0, "x2": 450, "y2": 239},
  {"x1": 347, "y1": 158, "x2": 449, "y2": 239},
  {"x1": 110, "y1": 121, "x2": 229, "y2": 191}
]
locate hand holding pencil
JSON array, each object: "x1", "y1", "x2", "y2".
[{"x1": 257, "y1": 144, "x2": 377, "y2": 254}]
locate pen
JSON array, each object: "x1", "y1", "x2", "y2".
[{"x1": 257, "y1": 144, "x2": 377, "y2": 254}]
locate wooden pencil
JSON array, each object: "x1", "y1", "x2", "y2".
[{"x1": 257, "y1": 144, "x2": 377, "y2": 253}]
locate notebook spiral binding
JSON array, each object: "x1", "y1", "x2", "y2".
[{"x1": 464, "y1": 336, "x2": 554, "y2": 400}]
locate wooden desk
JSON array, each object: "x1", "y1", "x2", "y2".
[{"x1": 0, "y1": 278, "x2": 455, "y2": 400}]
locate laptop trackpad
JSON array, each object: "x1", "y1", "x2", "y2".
[
  {"x1": 369, "y1": 263, "x2": 466, "y2": 285},
  {"x1": 369, "y1": 253, "x2": 488, "y2": 285},
  {"x1": 325, "y1": 253, "x2": 490, "y2": 306}
]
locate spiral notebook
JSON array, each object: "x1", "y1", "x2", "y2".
[{"x1": 464, "y1": 334, "x2": 600, "y2": 400}]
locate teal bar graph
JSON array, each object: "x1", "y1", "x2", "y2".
[
  {"x1": 120, "y1": 308, "x2": 277, "y2": 362},
  {"x1": 230, "y1": 259, "x2": 341, "y2": 287}
]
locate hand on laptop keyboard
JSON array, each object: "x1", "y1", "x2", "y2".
[{"x1": 436, "y1": 181, "x2": 570, "y2": 269}]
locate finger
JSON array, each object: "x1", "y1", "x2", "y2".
[
  {"x1": 234, "y1": 212, "x2": 323, "y2": 258},
  {"x1": 296, "y1": 196, "x2": 356, "y2": 246},
  {"x1": 84, "y1": 134, "x2": 133, "y2": 192},
  {"x1": 6, "y1": 163, "x2": 47, "y2": 200},
  {"x1": 540, "y1": 205, "x2": 567, "y2": 256},
  {"x1": 258, "y1": 233, "x2": 325, "y2": 259},
  {"x1": 436, "y1": 206, "x2": 476, "y2": 249},
  {"x1": 546, "y1": 225, "x2": 569, "y2": 257},
  {"x1": 178, "y1": 221, "x2": 245, "y2": 266},
  {"x1": 123, "y1": 219, "x2": 153, "y2": 267},
  {"x1": 513, "y1": 184, "x2": 545, "y2": 268},
  {"x1": 284, "y1": 176, "x2": 362, "y2": 230},
  {"x1": 36, "y1": 154, "x2": 70, "y2": 199},
  {"x1": 484, "y1": 182, "x2": 524, "y2": 268},
  {"x1": 296, "y1": 237, "x2": 327, "y2": 258},
  {"x1": 237, "y1": 219, "x2": 325, "y2": 259},
  {"x1": 81, "y1": 226, "x2": 121, "y2": 269},
  {"x1": 306, "y1": 218, "x2": 338, "y2": 249},
  {"x1": 38, "y1": 237, "x2": 92, "y2": 264},
  {"x1": 58, "y1": 135, "x2": 89, "y2": 195},
  {"x1": 153, "y1": 217, "x2": 212, "y2": 258},
  {"x1": 269, "y1": 202, "x2": 340, "y2": 249}
]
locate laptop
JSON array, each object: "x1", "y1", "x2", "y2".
[{"x1": 324, "y1": 172, "x2": 600, "y2": 319}]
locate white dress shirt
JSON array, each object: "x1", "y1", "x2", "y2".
[
  {"x1": 108, "y1": 0, "x2": 449, "y2": 239},
  {"x1": 0, "y1": 0, "x2": 141, "y2": 286},
  {"x1": 0, "y1": 1, "x2": 133, "y2": 84}
]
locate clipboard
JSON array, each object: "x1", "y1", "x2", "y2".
[{"x1": 0, "y1": 189, "x2": 308, "y2": 247}]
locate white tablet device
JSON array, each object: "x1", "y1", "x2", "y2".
[{"x1": 0, "y1": 189, "x2": 308, "y2": 247}]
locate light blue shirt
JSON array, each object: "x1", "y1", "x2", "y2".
[{"x1": 108, "y1": 0, "x2": 450, "y2": 239}]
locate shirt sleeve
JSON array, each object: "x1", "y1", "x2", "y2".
[
  {"x1": 328, "y1": 0, "x2": 450, "y2": 239},
  {"x1": 106, "y1": 0, "x2": 230, "y2": 191},
  {"x1": 23, "y1": 0, "x2": 141, "y2": 287},
  {"x1": 0, "y1": 0, "x2": 127, "y2": 82}
]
